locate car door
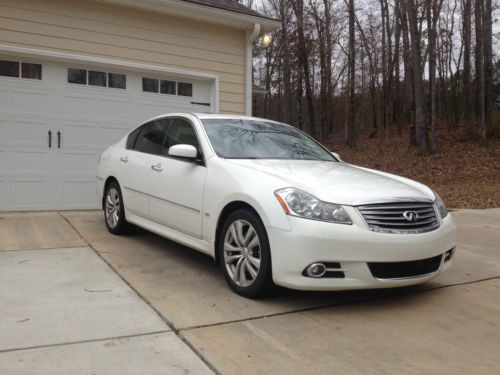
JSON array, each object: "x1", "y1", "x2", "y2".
[
  {"x1": 119, "y1": 120, "x2": 167, "y2": 219},
  {"x1": 149, "y1": 117, "x2": 207, "y2": 238}
]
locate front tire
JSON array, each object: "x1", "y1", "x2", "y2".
[
  {"x1": 219, "y1": 209, "x2": 274, "y2": 298},
  {"x1": 104, "y1": 182, "x2": 129, "y2": 235}
]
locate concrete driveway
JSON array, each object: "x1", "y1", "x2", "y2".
[{"x1": 0, "y1": 209, "x2": 499, "y2": 374}]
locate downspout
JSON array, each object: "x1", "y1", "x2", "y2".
[{"x1": 245, "y1": 23, "x2": 260, "y2": 115}]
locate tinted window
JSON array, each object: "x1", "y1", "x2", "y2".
[
  {"x1": 21, "y1": 63, "x2": 42, "y2": 79},
  {"x1": 68, "y1": 68, "x2": 87, "y2": 84},
  {"x1": 160, "y1": 80, "x2": 176, "y2": 95},
  {"x1": 177, "y1": 82, "x2": 193, "y2": 97},
  {"x1": 126, "y1": 126, "x2": 143, "y2": 149},
  {"x1": 133, "y1": 121, "x2": 166, "y2": 154},
  {"x1": 0, "y1": 60, "x2": 19, "y2": 77},
  {"x1": 108, "y1": 73, "x2": 126, "y2": 89},
  {"x1": 201, "y1": 119, "x2": 335, "y2": 161},
  {"x1": 142, "y1": 77, "x2": 158, "y2": 93},
  {"x1": 89, "y1": 70, "x2": 107, "y2": 87},
  {"x1": 162, "y1": 118, "x2": 199, "y2": 156}
]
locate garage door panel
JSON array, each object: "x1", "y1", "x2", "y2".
[
  {"x1": 62, "y1": 180, "x2": 97, "y2": 209},
  {"x1": 10, "y1": 90, "x2": 51, "y2": 114},
  {"x1": 0, "y1": 151, "x2": 7, "y2": 173},
  {"x1": 10, "y1": 180, "x2": 47, "y2": 209},
  {"x1": 100, "y1": 99, "x2": 136, "y2": 120},
  {"x1": 62, "y1": 151, "x2": 99, "y2": 175},
  {"x1": 0, "y1": 89, "x2": 8, "y2": 110},
  {"x1": 99, "y1": 127, "x2": 130, "y2": 146},
  {"x1": 10, "y1": 150, "x2": 53, "y2": 174},
  {"x1": 62, "y1": 123, "x2": 99, "y2": 149},
  {"x1": 62, "y1": 95, "x2": 96, "y2": 118},
  {"x1": 9, "y1": 120, "x2": 50, "y2": 148},
  {"x1": 0, "y1": 122, "x2": 8, "y2": 146},
  {"x1": 0, "y1": 180, "x2": 7, "y2": 209}
]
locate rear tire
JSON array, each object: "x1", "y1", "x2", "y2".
[
  {"x1": 104, "y1": 181, "x2": 129, "y2": 235},
  {"x1": 218, "y1": 209, "x2": 274, "y2": 298}
]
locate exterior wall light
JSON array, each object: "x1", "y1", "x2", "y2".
[{"x1": 261, "y1": 33, "x2": 272, "y2": 47}]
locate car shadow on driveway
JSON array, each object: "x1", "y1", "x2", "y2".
[{"x1": 58, "y1": 210, "x2": 497, "y2": 332}]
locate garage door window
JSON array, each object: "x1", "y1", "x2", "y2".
[
  {"x1": 1, "y1": 60, "x2": 42, "y2": 80},
  {"x1": 160, "y1": 80, "x2": 176, "y2": 95},
  {"x1": 68, "y1": 68, "x2": 87, "y2": 84},
  {"x1": 89, "y1": 70, "x2": 106, "y2": 87},
  {"x1": 142, "y1": 77, "x2": 192, "y2": 97},
  {"x1": 108, "y1": 73, "x2": 126, "y2": 89},
  {"x1": 177, "y1": 82, "x2": 193, "y2": 97},
  {"x1": 21, "y1": 63, "x2": 42, "y2": 79},
  {"x1": 142, "y1": 77, "x2": 159, "y2": 93},
  {"x1": 68, "y1": 68, "x2": 126, "y2": 89}
]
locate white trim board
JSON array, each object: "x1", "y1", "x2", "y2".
[{"x1": 0, "y1": 44, "x2": 220, "y2": 113}]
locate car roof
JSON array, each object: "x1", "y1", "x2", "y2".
[{"x1": 143, "y1": 112, "x2": 285, "y2": 125}]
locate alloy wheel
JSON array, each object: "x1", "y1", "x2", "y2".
[
  {"x1": 223, "y1": 219, "x2": 261, "y2": 287},
  {"x1": 105, "y1": 187, "x2": 120, "y2": 229}
]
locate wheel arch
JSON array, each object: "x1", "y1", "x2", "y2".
[{"x1": 214, "y1": 200, "x2": 263, "y2": 266}]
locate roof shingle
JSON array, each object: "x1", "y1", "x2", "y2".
[{"x1": 180, "y1": 0, "x2": 272, "y2": 20}]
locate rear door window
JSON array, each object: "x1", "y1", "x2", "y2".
[{"x1": 133, "y1": 121, "x2": 167, "y2": 155}]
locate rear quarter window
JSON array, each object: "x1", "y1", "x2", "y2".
[{"x1": 126, "y1": 126, "x2": 142, "y2": 149}]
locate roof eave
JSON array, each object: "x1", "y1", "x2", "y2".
[{"x1": 92, "y1": 0, "x2": 281, "y2": 32}]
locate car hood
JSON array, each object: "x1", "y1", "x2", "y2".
[{"x1": 225, "y1": 159, "x2": 435, "y2": 205}]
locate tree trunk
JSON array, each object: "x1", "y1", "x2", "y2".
[
  {"x1": 475, "y1": 0, "x2": 486, "y2": 141},
  {"x1": 484, "y1": 0, "x2": 492, "y2": 135},
  {"x1": 292, "y1": 0, "x2": 317, "y2": 138},
  {"x1": 462, "y1": 0, "x2": 472, "y2": 121},
  {"x1": 345, "y1": 0, "x2": 356, "y2": 147},
  {"x1": 406, "y1": 0, "x2": 429, "y2": 153}
]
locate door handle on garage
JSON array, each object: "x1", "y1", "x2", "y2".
[
  {"x1": 151, "y1": 163, "x2": 163, "y2": 172},
  {"x1": 120, "y1": 155, "x2": 128, "y2": 162},
  {"x1": 57, "y1": 131, "x2": 61, "y2": 148},
  {"x1": 48, "y1": 130, "x2": 52, "y2": 148}
]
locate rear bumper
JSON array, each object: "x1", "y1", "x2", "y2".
[{"x1": 267, "y1": 210, "x2": 456, "y2": 291}]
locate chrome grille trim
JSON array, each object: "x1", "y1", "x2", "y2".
[{"x1": 356, "y1": 201, "x2": 440, "y2": 234}]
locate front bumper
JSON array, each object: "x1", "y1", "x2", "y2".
[{"x1": 267, "y1": 208, "x2": 456, "y2": 291}]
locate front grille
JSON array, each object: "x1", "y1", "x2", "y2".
[
  {"x1": 368, "y1": 254, "x2": 443, "y2": 279},
  {"x1": 356, "y1": 201, "x2": 440, "y2": 233}
]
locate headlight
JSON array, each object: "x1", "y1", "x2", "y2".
[
  {"x1": 275, "y1": 188, "x2": 352, "y2": 224},
  {"x1": 434, "y1": 191, "x2": 448, "y2": 219}
]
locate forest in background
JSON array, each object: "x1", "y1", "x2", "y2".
[{"x1": 243, "y1": 0, "x2": 498, "y2": 154}]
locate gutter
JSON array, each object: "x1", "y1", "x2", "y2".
[{"x1": 245, "y1": 23, "x2": 261, "y2": 116}]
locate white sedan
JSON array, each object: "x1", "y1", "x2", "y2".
[{"x1": 97, "y1": 113, "x2": 456, "y2": 298}]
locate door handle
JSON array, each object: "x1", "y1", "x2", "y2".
[
  {"x1": 151, "y1": 163, "x2": 163, "y2": 172},
  {"x1": 57, "y1": 131, "x2": 61, "y2": 148},
  {"x1": 48, "y1": 130, "x2": 52, "y2": 148},
  {"x1": 120, "y1": 155, "x2": 128, "y2": 162}
]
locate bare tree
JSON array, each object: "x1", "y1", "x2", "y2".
[{"x1": 345, "y1": 0, "x2": 356, "y2": 147}]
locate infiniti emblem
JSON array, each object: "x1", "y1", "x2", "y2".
[{"x1": 403, "y1": 211, "x2": 419, "y2": 222}]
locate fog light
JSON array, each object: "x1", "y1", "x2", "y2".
[{"x1": 306, "y1": 263, "x2": 326, "y2": 278}]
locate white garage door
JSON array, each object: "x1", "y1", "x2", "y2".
[{"x1": 0, "y1": 56, "x2": 214, "y2": 211}]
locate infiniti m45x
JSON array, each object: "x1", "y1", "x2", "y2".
[{"x1": 97, "y1": 114, "x2": 456, "y2": 298}]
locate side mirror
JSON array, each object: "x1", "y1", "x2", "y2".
[
  {"x1": 331, "y1": 152, "x2": 341, "y2": 161},
  {"x1": 168, "y1": 144, "x2": 198, "y2": 159}
]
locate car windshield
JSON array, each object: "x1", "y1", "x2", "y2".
[{"x1": 201, "y1": 119, "x2": 336, "y2": 161}]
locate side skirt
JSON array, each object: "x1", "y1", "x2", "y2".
[{"x1": 125, "y1": 210, "x2": 214, "y2": 258}]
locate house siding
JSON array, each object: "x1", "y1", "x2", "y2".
[{"x1": 0, "y1": 0, "x2": 247, "y2": 113}]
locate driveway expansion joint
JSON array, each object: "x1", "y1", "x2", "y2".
[{"x1": 0, "y1": 330, "x2": 171, "y2": 355}]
